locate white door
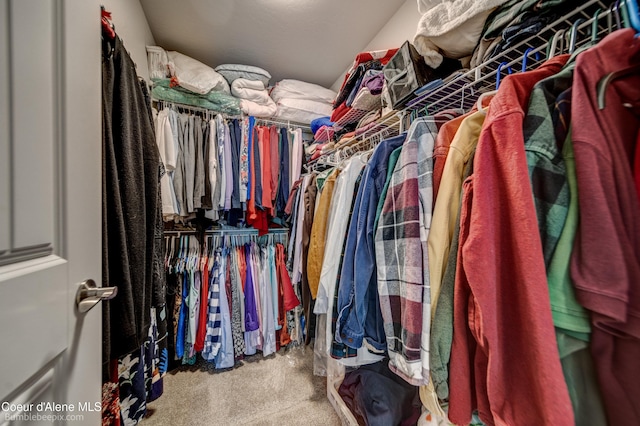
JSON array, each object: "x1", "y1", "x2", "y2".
[{"x1": 0, "y1": 0, "x2": 103, "y2": 424}]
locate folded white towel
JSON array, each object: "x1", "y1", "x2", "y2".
[
  {"x1": 239, "y1": 99, "x2": 277, "y2": 118},
  {"x1": 231, "y1": 78, "x2": 274, "y2": 105}
]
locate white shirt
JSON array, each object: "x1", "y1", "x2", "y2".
[
  {"x1": 155, "y1": 109, "x2": 178, "y2": 218},
  {"x1": 314, "y1": 154, "x2": 367, "y2": 315}
]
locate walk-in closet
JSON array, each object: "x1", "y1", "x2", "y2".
[{"x1": 0, "y1": 0, "x2": 638, "y2": 425}]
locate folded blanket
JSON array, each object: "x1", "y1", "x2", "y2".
[
  {"x1": 414, "y1": 0, "x2": 508, "y2": 67},
  {"x1": 231, "y1": 79, "x2": 271, "y2": 104},
  {"x1": 151, "y1": 78, "x2": 241, "y2": 115},
  {"x1": 239, "y1": 99, "x2": 277, "y2": 117},
  {"x1": 351, "y1": 88, "x2": 382, "y2": 112},
  {"x1": 231, "y1": 78, "x2": 277, "y2": 117},
  {"x1": 274, "y1": 98, "x2": 334, "y2": 124},
  {"x1": 270, "y1": 79, "x2": 336, "y2": 104}
]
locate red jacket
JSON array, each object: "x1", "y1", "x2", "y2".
[
  {"x1": 570, "y1": 29, "x2": 640, "y2": 425},
  {"x1": 449, "y1": 56, "x2": 573, "y2": 426}
]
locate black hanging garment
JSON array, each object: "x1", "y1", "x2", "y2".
[{"x1": 101, "y1": 35, "x2": 166, "y2": 375}]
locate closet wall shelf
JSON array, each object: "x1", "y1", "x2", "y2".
[
  {"x1": 153, "y1": 98, "x2": 244, "y2": 119},
  {"x1": 253, "y1": 117, "x2": 312, "y2": 132},
  {"x1": 332, "y1": 108, "x2": 371, "y2": 130},
  {"x1": 306, "y1": 0, "x2": 614, "y2": 173},
  {"x1": 153, "y1": 98, "x2": 313, "y2": 131}
]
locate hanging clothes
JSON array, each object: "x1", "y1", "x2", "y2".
[
  {"x1": 102, "y1": 33, "x2": 167, "y2": 425},
  {"x1": 570, "y1": 28, "x2": 640, "y2": 426},
  {"x1": 448, "y1": 56, "x2": 573, "y2": 426},
  {"x1": 335, "y1": 133, "x2": 406, "y2": 354},
  {"x1": 163, "y1": 232, "x2": 299, "y2": 374}
]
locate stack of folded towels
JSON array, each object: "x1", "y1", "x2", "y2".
[
  {"x1": 270, "y1": 79, "x2": 337, "y2": 124},
  {"x1": 231, "y1": 79, "x2": 277, "y2": 117},
  {"x1": 215, "y1": 64, "x2": 277, "y2": 117}
]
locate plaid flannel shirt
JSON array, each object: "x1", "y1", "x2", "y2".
[
  {"x1": 523, "y1": 66, "x2": 574, "y2": 268},
  {"x1": 375, "y1": 118, "x2": 438, "y2": 386}
]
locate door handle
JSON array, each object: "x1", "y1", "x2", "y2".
[{"x1": 75, "y1": 279, "x2": 118, "y2": 314}]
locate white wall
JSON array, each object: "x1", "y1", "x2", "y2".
[
  {"x1": 102, "y1": 0, "x2": 155, "y2": 82},
  {"x1": 330, "y1": 0, "x2": 421, "y2": 92}
]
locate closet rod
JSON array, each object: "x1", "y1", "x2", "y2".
[
  {"x1": 153, "y1": 98, "x2": 244, "y2": 120},
  {"x1": 208, "y1": 227, "x2": 289, "y2": 235},
  {"x1": 164, "y1": 228, "x2": 289, "y2": 236},
  {"x1": 253, "y1": 117, "x2": 312, "y2": 132}
]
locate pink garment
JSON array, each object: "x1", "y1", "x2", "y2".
[
  {"x1": 314, "y1": 125, "x2": 335, "y2": 142},
  {"x1": 449, "y1": 56, "x2": 573, "y2": 426}
]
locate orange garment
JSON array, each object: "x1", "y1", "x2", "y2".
[
  {"x1": 432, "y1": 98, "x2": 493, "y2": 204},
  {"x1": 433, "y1": 115, "x2": 466, "y2": 203},
  {"x1": 307, "y1": 168, "x2": 341, "y2": 298}
]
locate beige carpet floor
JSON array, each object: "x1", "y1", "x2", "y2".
[{"x1": 143, "y1": 346, "x2": 341, "y2": 426}]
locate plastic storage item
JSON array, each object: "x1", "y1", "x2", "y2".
[
  {"x1": 382, "y1": 41, "x2": 461, "y2": 110},
  {"x1": 146, "y1": 45, "x2": 170, "y2": 80},
  {"x1": 382, "y1": 41, "x2": 433, "y2": 110},
  {"x1": 326, "y1": 357, "x2": 358, "y2": 425}
]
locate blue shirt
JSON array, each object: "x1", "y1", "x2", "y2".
[{"x1": 335, "y1": 134, "x2": 406, "y2": 350}]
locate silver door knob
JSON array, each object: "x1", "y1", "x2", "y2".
[{"x1": 75, "y1": 279, "x2": 118, "y2": 314}]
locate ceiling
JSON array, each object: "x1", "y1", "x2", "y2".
[{"x1": 140, "y1": 0, "x2": 406, "y2": 89}]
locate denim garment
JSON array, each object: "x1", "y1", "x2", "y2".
[{"x1": 336, "y1": 134, "x2": 406, "y2": 351}]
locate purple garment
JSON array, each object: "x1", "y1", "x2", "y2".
[
  {"x1": 244, "y1": 244, "x2": 259, "y2": 332},
  {"x1": 363, "y1": 73, "x2": 384, "y2": 95},
  {"x1": 223, "y1": 121, "x2": 233, "y2": 210}
]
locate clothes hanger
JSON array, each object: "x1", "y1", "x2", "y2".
[
  {"x1": 477, "y1": 62, "x2": 510, "y2": 113},
  {"x1": 596, "y1": 0, "x2": 640, "y2": 109},
  {"x1": 568, "y1": 19, "x2": 587, "y2": 54},
  {"x1": 101, "y1": 6, "x2": 116, "y2": 40},
  {"x1": 459, "y1": 82, "x2": 472, "y2": 110},
  {"x1": 591, "y1": 9, "x2": 603, "y2": 44},
  {"x1": 613, "y1": 0, "x2": 630, "y2": 30},
  {"x1": 548, "y1": 29, "x2": 567, "y2": 58},
  {"x1": 521, "y1": 47, "x2": 542, "y2": 72},
  {"x1": 597, "y1": 63, "x2": 640, "y2": 109},
  {"x1": 625, "y1": 0, "x2": 640, "y2": 32}
]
